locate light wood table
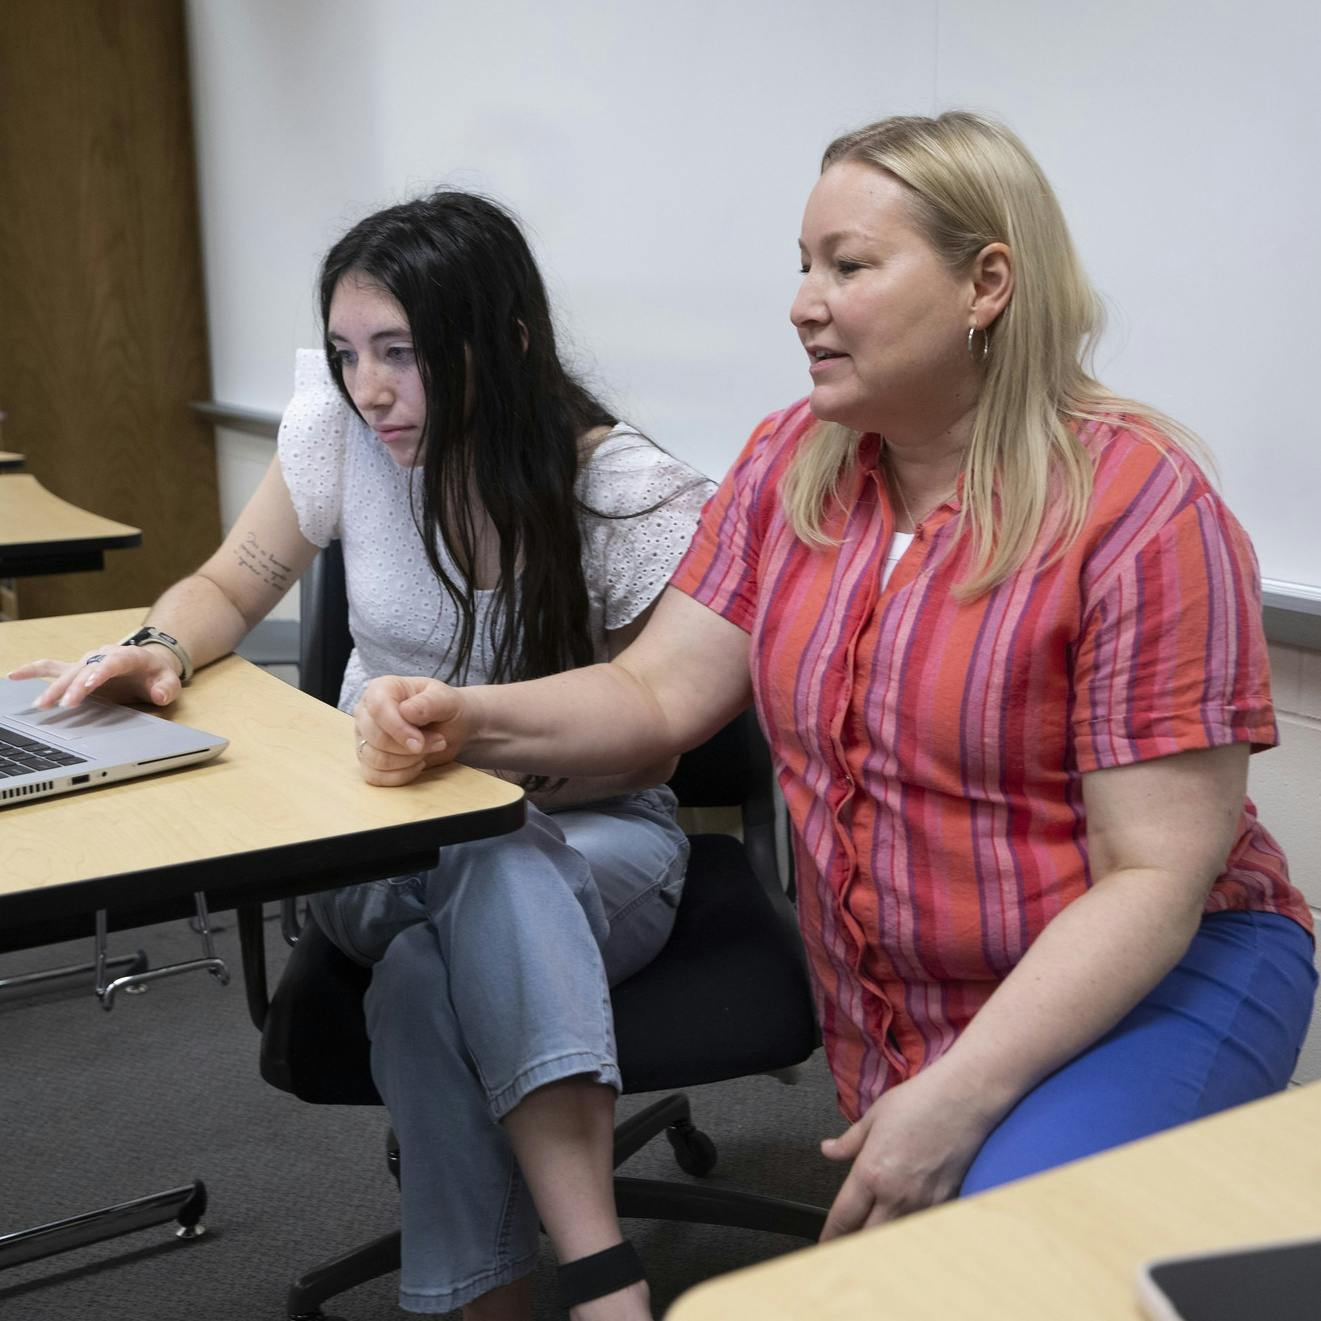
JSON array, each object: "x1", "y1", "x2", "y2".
[
  {"x1": 0, "y1": 607, "x2": 525, "y2": 1270},
  {"x1": 0, "y1": 450, "x2": 23, "y2": 472},
  {"x1": 0, "y1": 473, "x2": 141, "y2": 577},
  {"x1": 1, "y1": 608, "x2": 524, "y2": 941},
  {"x1": 668, "y1": 1082, "x2": 1321, "y2": 1320}
]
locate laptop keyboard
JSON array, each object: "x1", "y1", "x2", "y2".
[{"x1": 0, "y1": 727, "x2": 88, "y2": 778}]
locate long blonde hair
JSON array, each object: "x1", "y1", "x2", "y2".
[{"x1": 783, "y1": 111, "x2": 1200, "y2": 597}]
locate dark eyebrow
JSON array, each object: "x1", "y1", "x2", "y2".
[{"x1": 327, "y1": 327, "x2": 412, "y2": 344}]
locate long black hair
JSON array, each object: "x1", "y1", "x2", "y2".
[{"x1": 318, "y1": 190, "x2": 616, "y2": 687}]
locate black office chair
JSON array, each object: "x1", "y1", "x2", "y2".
[{"x1": 237, "y1": 543, "x2": 825, "y2": 1321}]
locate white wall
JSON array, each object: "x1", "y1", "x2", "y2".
[
  {"x1": 937, "y1": 0, "x2": 1321, "y2": 597},
  {"x1": 186, "y1": 0, "x2": 935, "y2": 471},
  {"x1": 186, "y1": 0, "x2": 1321, "y2": 593},
  {"x1": 1255, "y1": 645, "x2": 1321, "y2": 1080},
  {"x1": 185, "y1": 0, "x2": 1320, "y2": 1073}
]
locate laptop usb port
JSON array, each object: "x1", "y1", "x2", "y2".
[{"x1": 71, "y1": 774, "x2": 90, "y2": 785}]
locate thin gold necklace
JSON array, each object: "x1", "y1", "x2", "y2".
[
  {"x1": 888, "y1": 466, "x2": 916, "y2": 531},
  {"x1": 881, "y1": 448, "x2": 956, "y2": 533}
]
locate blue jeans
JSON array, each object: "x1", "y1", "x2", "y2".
[
  {"x1": 310, "y1": 787, "x2": 689, "y2": 1314},
  {"x1": 961, "y1": 910, "x2": 1317, "y2": 1195}
]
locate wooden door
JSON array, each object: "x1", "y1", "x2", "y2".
[{"x1": 0, "y1": 0, "x2": 219, "y2": 619}]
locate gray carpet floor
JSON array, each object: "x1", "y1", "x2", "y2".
[{"x1": 0, "y1": 913, "x2": 846, "y2": 1321}]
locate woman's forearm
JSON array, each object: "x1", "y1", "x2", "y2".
[
  {"x1": 812, "y1": 865, "x2": 1215, "y2": 1240},
  {"x1": 459, "y1": 660, "x2": 685, "y2": 778},
  {"x1": 453, "y1": 588, "x2": 752, "y2": 777},
  {"x1": 925, "y1": 744, "x2": 1245, "y2": 1127},
  {"x1": 921, "y1": 868, "x2": 1207, "y2": 1125},
  {"x1": 357, "y1": 588, "x2": 753, "y2": 789},
  {"x1": 144, "y1": 571, "x2": 260, "y2": 675},
  {"x1": 139, "y1": 459, "x2": 319, "y2": 678}
]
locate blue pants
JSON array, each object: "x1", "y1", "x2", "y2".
[
  {"x1": 961, "y1": 910, "x2": 1316, "y2": 1195},
  {"x1": 311, "y1": 787, "x2": 689, "y2": 1314}
]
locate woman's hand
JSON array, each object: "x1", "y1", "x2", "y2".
[
  {"x1": 819, "y1": 1066, "x2": 995, "y2": 1241},
  {"x1": 8, "y1": 645, "x2": 183, "y2": 711},
  {"x1": 353, "y1": 675, "x2": 472, "y2": 786}
]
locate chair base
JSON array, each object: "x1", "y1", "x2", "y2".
[
  {"x1": 615, "y1": 1177, "x2": 825, "y2": 1240},
  {"x1": 0, "y1": 1181, "x2": 207, "y2": 1273},
  {"x1": 287, "y1": 1228, "x2": 400, "y2": 1320},
  {"x1": 280, "y1": 1092, "x2": 826, "y2": 1318}
]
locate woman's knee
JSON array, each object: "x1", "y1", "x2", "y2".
[
  {"x1": 365, "y1": 922, "x2": 454, "y2": 1039},
  {"x1": 550, "y1": 790, "x2": 689, "y2": 979},
  {"x1": 424, "y1": 809, "x2": 608, "y2": 951}
]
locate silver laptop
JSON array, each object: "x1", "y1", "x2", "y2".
[{"x1": 0, "y1": 677, "x2": 228, "y2": 807}]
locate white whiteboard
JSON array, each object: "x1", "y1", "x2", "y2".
[{"x1": 186, "y1": 0, "x2": 1321, "y2": 598}]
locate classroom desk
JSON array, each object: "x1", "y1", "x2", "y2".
[
  {"x1": 0, "y1": 607, "x2": 524, "y2": 938},
  {"x1": 668, "y1": 1081, "x2": 1321, "y2": 1320},
  {"x1": 0, "y1": 607, "x2": 525, "y2": 1268},
  {"x1": 0, "y1": 473, "x2": 141, "y2": 577},
  {"x1": 0, "y1": 451, "x2": 24, "y2": 472}
]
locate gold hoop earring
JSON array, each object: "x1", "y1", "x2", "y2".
[{"x1": 967, "y1": 326, "x2": 990, "y2": 364}]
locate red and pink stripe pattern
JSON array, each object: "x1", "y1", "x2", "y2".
[{"x1": 672, "y1": 401, "x2": 1309, "y2": 1121}]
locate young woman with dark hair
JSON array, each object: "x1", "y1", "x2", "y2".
[
  {"x1": 316, "y1": 191, "x2": 620, "y2": 697},
  {"x1": 15, "y1": 190, "x2": 712, "y2": 1321}
]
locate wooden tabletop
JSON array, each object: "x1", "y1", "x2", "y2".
[
  {"x1": 1, "y1": 609, "x2": 524, "y2": 934},
  {"x1": 668, "y1": 1082, "x2": 1321, "y2": 1320},
  {"x1": 0, "y1": 473, "x2": 141, "y2": 554},
  {"x1": 0, "y1": 451, "x2": 23, "y2": 472}
]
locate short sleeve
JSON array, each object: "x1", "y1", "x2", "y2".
[
  {"x1": 276, "y1": 349, "x2": 357, "y2": 548},
  {"x1": 579, "y1": 434, "x2": 715, "y2": 631},
  {"x1": 670, "y1": 405, "x2": 806, "y2": 633},
  {"x1": 1070, "y1": 490, "x2": 1277, "y2": 771}
]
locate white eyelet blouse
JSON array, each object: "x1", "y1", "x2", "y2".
[{"x1": 278, "y1": 349, "x2": 715, "y2": 713}]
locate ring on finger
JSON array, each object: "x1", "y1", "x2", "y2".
[{"x1": 357, "y1": 738, "x2": 368, "y2": 755}]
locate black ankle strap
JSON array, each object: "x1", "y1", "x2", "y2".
[{"x1": 557, "y1": 1240, "x2": 646, "y2": 1309}]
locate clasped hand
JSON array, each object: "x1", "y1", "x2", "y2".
[
  {"x1": 819, "y1": 1066, "x2": 995, "y2": 1241},
  {"x1": 353, "y1": 675, "x2": 469, "y2": 785}
]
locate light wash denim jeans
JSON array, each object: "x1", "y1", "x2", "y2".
[{"x1": 310, "y1": 786, "x2": 688, "y2": 1314}]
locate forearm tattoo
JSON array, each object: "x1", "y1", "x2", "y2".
[{"x1": 233, "y1": 531, "x2": 293, "y2": 592}]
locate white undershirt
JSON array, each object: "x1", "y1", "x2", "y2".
[{"x1": 882, "y1": 531, "x2": 916, "y2": 589}]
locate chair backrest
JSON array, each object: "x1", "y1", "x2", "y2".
[
  {"x1": 298, "y1": 539, "x2": 353, "y2": 707},
  {"x1": 667, "y1": 709, "x2": 781, "y2": 898}
]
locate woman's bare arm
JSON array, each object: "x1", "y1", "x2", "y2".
[
  {"x1": 353, "y1": 587, "x2": 753, "y2": 786},
  {"x1": 818, "y1": 742, "x2": 1250, "y2": 1239},
  {"x1": 502, "y1": 603, "x2": 685, "y2": 809},
  {"x1": 11, "y1": 457, "x2": 318, "y2": 708}
]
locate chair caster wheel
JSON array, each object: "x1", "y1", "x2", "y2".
[{"x1": 666, "y1": 1121, "x2": 718, "y2": 1177}]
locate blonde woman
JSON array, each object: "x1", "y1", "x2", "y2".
[{"x1": 351, "y1": 115, "x2": 1315, "y2": 1238}]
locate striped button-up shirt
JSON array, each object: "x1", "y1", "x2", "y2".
[{"x1": 672, "y1": 400, "x2": 1309, "y2": 1122}]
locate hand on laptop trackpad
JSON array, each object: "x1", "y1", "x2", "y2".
[
  {"x1": 10, "y1": 699, "x2": 139, "y2": 740},
  {"x1": 0, "y1": 677, "x2": 226, "y2": 804}
]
